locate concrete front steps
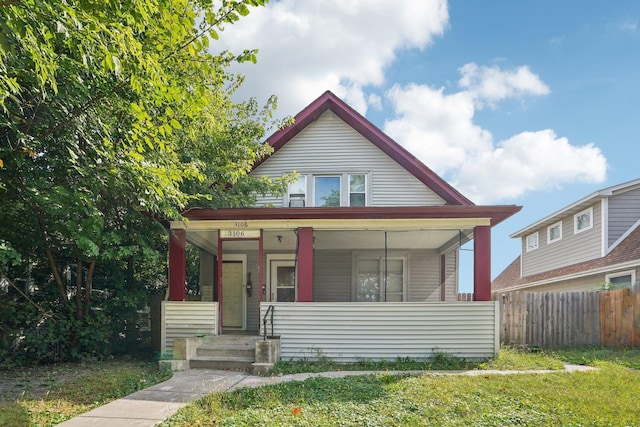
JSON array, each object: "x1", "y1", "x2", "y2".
[{"x1": 189, "y1": 335, "x2": 262, "y2": 371}]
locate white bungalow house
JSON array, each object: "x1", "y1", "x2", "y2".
[
  {"x1": 493, "y1": 178, "x2": 640, "y2": 293},
  {"x1": 163, "y1": 91, "x2": 521, "y2": 364}
]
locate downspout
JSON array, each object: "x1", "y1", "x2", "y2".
[{"x1": 384, "y1": 231, "x2": 388, "y2": 302}]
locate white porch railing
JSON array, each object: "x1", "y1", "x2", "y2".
[
  {"x1": 259, "y1": 302, "x2": 499, "y2": 362},
  {"x1": 161, "y1": 301, "x2": 219, "y2": 355}
]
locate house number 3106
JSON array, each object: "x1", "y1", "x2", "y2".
[{"x1": 234, "y1": 221, "x2": 248, "y2": 228}]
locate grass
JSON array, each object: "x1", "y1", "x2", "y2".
[
  {"x1": 161, "y1": 346, "x2": 640, "y2": 426},
  {"x1": 0, "y1": 358, "x2": 172, "y2": 427},
  {"x1": 1, "y1": 347, "x2": 637, "y2": 426},
  {"x1": 266, "y1": 347, "x2": 565, "y2": 376}
]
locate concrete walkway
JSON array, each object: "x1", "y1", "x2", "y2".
[{"x1": 57, "y1": 364, "x2": 593, "y2": 426}]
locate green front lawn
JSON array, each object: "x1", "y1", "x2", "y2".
[
  {"x1": 162, "y1": 347, "x2": 640, "y2": 426},
  {"x1": 0, "y1": 359, "x2": 172, "y2": 427}
]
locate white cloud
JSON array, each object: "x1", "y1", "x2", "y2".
[
  {"x1": 613, "y1": 17, "x2": 638, "y2": 34},
  {"x1": 384, "y1": 66, "x2": 606, "y2": 204},
  {"x1": 458, "y1": 63, "x2": 550, "y2": 108},
  {"x1": 453, "y1": 130, "x2": 608, "y2": 204},
  {"x1": 212, "y1": 0, "x2": 449, "y2": 116},
  {"x1": 384, "y1": 83, "x2": 492, "y2": 174},
  {"x1": 212, "y1": 1, "x2": 608, "y2": 205}
]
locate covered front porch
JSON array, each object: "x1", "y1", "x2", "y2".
[
  {"x1": 167, "y1": 206, "x2": 517, "y2": 303},
  {"x1": 159, "y1": 206, "x2": 518, "y2": 361}
]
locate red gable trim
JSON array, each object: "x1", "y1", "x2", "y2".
[{"x1": 254, "y1": 91, "x2": 474, "y2": 206}]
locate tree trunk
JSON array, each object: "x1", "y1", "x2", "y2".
[
  {"x1": 45, "y1": 248, "x2": 68, "y2": 305},
  {"x1": 83, "y1": 259, "x2": 96, "y2": 317},
  {"x1": 75, "y1": 258, "x2": 83, "y2": 319}
]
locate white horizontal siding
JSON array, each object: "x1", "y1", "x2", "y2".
[
  {"x1": 444, "y1": 249, "x2": 459, "y2": 302},
  {"x1": 407, "y1": 250, "x2": 440, "y2": 301},
  {"x1": 252, "y1": 111, "x2": 445, "y2": 207},
  {"x1": 161, "y1": 301, "x2": 218, "y2": 354},
  {"x1": 314, "y1": 250, "x2": 352, "y2": 302},
  {"x1": 259, "y1": 302, "x2": 498, "y2": 361}
]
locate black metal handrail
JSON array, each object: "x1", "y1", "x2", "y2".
[{"x1": 262, "y1": 304, "x2": 274, "y2": 340}]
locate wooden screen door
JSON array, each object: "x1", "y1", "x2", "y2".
[
  {"x1": 270, "y1": 260, "x2": 296, "y2": 302},
  {"x1": 222, "y1": 261, "x2": 244, "y2": 329}
]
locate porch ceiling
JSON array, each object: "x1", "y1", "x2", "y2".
[
  {"x1": 177, "y1": 205, "x2": 521, "y2": 254},
  {"x1": 186, "y1": 229, "x2": 469, "y2": 253}
]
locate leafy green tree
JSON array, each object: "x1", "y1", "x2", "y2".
[{"x1": 0, "y1": 0, "x2": 289, "y2": 361}]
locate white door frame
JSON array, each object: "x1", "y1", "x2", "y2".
[
  {"x1": 222, "y1": 254, "x2": 247, "y2": 330},
  {"x1": 266, "y1": 253, "x2": 297, "y2": 302}
]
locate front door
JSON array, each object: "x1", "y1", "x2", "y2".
[
  {"x1": 270, "y1": 260, "x2": 296, "y2": 302},
  {"x1": 222, "y1": 261, "x2": 244, "y2": 329}
]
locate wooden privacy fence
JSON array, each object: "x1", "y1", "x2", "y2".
[{"x1": 495, "y1": 286, "x2": 640, "y2": 347}]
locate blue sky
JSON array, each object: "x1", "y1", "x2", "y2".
[{"x1": 215, "y1": 1, "x2": 640, "y2": 291}]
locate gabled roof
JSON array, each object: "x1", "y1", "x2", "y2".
[
  {"x1": 252, "y1": 90, "x2": 473, "y2": 206},
  {"x1": 511, "y1": 178, "x2": 640, "y2": 238},
  {"x1": 493, "y1": 223, "x2": 640, "y2": 292}
]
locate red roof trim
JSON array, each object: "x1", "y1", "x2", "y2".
[
  {"x1": 183, "y1": 205, "x2": 521, "y2": 227},
  {"x1": 253, "y1": 91, "x2": 474, "y2": 206}
]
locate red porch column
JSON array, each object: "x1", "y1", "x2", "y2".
[
  {"x1": 473, "y1": 225, "x2": 491, "y2": 301},
  {"x1": 168, "y1": 228, "x2": 186, "y2": 301},
  {"x1": 297, "y1": 227, "x2": 314, "y2": 302}
]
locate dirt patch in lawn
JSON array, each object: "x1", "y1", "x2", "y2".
[{"x1": 0, "y1": 361, "x2": 130, "y2": 403}]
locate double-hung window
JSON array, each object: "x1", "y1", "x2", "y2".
[
  {"x1": 288, "y1": 175, "x2": 307, "y2": 207},
  {"x1": 354, "y1": 254, "x2": 406, "y2": 302},
  {"x1": 286, "y1": 172, "x2": 368, "y2": 207},
  {"x1": 349, "y1": 174, "x2": 366, "y2": 206}
]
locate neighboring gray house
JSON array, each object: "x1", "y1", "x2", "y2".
[
  {"x1": 162, "y1": 91, "x2": 521, "y2": 362},
  {"x1": 493, "y1": 179, "x2": 640, "y2": 293}
]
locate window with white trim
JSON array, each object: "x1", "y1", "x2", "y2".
[
  {"x1": 285, "y1": 172, "x2": 369, "y2": 207},
  {"x1": 354, "y1": 254, "x2": 406, "y2": 302},
  {"x1": 604, "y1": 270, "x2": 635, "y2": 290},
  {"x1": 574, "y1": 207, "x2": 593, "y2": 233},
  {"x1": 288, "y1": 175, "x2": 307, "y2": 207},
  {"x1": 526, "y1": 232, "x2": 538, "y2": 252},
  {"x1": 349, "y1": 174, "x2": 366, "y2": 206},
  {"x1": 314, "y1": 176, "x2": 341, "y2": 207},
  {"x1": 547, "y1": 221, "x2": 562, "y2": 244}
]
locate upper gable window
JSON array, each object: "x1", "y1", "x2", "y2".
[
  {"x1": 574, "y1": 207, "x2": 593, "y2": 234},
  {"x1": 547, "y1": 221, "x2": 562, "y2": 244},
  {"x1": 286, "y1": 172, "x2": 369, "y2": 207},
  {"x1": 314, "y1": 176, "x2": 341, "y2": 207},
  {"x1": 288, "y1": 175, "x2": 307, "y2": 207},
  {"x1": 349, "y1": 174, "x2": 366, "y2": 207},
  {"x1": 526, "y1": 232, "x2": 538, "y2": 252}
]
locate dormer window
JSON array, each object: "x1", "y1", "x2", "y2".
[
  {"x1": 574, "y1": 207, "x2": 593, "y2": 234},
  {"x1": 526, "y1": 232, "x2": 538, "y2": 252},
  {"x1": 547, "y1": 221, "x2": 562, "y2": 244}
]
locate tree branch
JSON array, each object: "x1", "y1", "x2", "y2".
[{"x1": 0, "y1": 266, "x2": 58, "y2": 320}]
